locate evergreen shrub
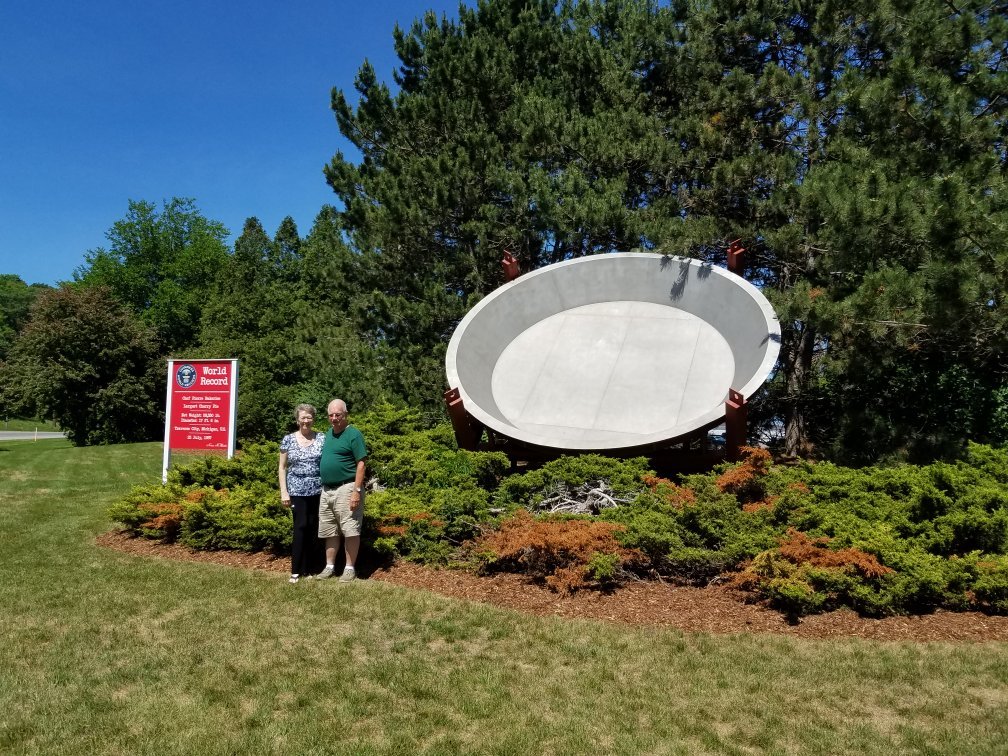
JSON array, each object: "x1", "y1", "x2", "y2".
[
  {"x1": 168, "y1": 442, "x2": 278, "y2": 489},
  {"x1": 493, "y1": 454, "x2": 652, "y2": 510},
  {"x1": 178, "y1": 482, "x2": 290, "y2": 553},
  {"x1": 743, "y1": 446, "x2": 1008, "y2": 614},
  {"x1": 971, "y1": 554, "x2": 1008, "y2": 613}
]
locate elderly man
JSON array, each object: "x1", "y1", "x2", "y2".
[{"x1": 316, "y1": 398, "x2": 367, "y2": 582}]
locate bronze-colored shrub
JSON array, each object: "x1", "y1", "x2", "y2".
[
  {"x1": 642, "y1": 475, "x2": 696, "y2": 508},
  {"x1": 728, "y1": 528, "x2": 897, "y2": 615},
  {"x1": 775, "y1": 528, "x2": 893, "y2": 579},
  {"x1": 476, "y1": 509, "x2": 641, "y2": 592},
  {"x1": 138, "y1": 502, "x2": 185, "y2": 542},
  {"x1": 743, "y1": 495, "x2": 779, "y2": 513},
  {"x1": 716, "y1": 446, "x2": 772, "y2": 502}
]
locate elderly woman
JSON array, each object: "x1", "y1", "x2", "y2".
[{"x1": 278, "y1": 403, "x2": 325, "y2": 583}]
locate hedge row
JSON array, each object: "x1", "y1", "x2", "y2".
[{"x1": 108, "y1": 404, "x2": 1008, "y2": 617}]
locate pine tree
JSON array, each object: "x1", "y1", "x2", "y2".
[{"x1": 200, "y1": 218, "x2": 307, "y2": 439}]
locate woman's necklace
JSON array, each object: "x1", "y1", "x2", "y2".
[{"x1": 296, "y1": 430, "x2": 316, "y2": 446}]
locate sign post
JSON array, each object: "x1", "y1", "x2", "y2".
[{"x1": 162, "y1": 359, "x2": 239, "y2": 484}]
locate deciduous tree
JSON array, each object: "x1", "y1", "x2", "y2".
[
  {"x1": 75, "y1": 198, "x2": 230, "y2": 353},
  {"x1": 0, "y1": 274, "x2": 50, "y2": 361},
  {"x1": 1, "y1": 286, "x2": 162, "y2": 444}
]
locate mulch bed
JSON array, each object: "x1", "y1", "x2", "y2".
[{"x1": 95, "y1": 530, "x2": 1008, "y2": 643}]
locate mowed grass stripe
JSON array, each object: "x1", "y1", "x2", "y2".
[{"x1": 0, "y1": 440, "x2": 1005, "y2": 754}]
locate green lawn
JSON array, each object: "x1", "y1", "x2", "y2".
[
  {"x1": 1, "y1": 440, "x2": 1006, "y2": 755},
  {"x1": 1, "y1": 417, "x2": 59, "y2": 432}
]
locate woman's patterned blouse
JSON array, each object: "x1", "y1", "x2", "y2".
[{"x1": 280, "y1": 432, "x2": 324, "y2": 496}]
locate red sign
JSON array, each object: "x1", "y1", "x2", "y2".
[{"x1": 162, "y1": 360, "x2": 239, "y2": 481}]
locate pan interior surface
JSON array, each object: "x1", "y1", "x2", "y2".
[{"x1": 490, "y1": 301, "x2": 734, "y2": 446}]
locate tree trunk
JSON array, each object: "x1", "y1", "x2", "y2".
[{"x1": 782, "y1": 321, "x2": 816, "y2": 457}]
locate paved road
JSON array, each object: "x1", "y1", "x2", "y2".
[{"x1": 0, "y1": 431, "x2": 66, "y2": 441}]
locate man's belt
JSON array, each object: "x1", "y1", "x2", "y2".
[{"x1": 322, "y1": 480, "x2": 355, "y2": 490}]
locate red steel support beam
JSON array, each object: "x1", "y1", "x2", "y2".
[
  {"x1": 727, "y1": 239, "x2": 745, "y2": 276},
  {"x1": 725, "y1": 388, "x2": 747, "y2": 461},
  {"x1": 444, "y1": 387, "x2": 483, "y2": 451},
  {"x1": 502, "y1": 250, "x2": 520, "y2": 282}
]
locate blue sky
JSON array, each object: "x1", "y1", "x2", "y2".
[{"x1": 0, "y1": 0, "x2": 468, "y2": 286}]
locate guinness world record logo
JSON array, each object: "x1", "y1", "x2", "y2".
[{"x1": 175, "y1": 363, "x2": 197, "y2": 388}]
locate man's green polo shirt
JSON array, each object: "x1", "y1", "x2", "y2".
[{"x1": 320, "y1": 425, "x2": 367, "y2": 486}]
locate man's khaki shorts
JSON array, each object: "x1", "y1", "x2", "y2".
[{"x1": 319, "y1": 482, "x2": 364, "y2": 538}]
